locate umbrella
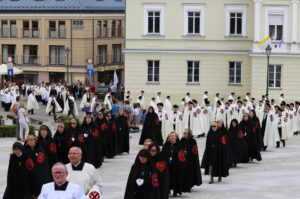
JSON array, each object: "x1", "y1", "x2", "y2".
[{"x1": 0, "y1": 64, "x2": 23, "y2": 75}]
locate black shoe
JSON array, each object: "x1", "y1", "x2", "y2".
[
  {"x1": 218, "y1": 177, "x2": 222, "y2": 182},
  {"x1": 209, "y1": 179, "x2": 214, "y2": 184},
  {"x1": 282, "y1": 140, "x2": 285, "y2": 147}
]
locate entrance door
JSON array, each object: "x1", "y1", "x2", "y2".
[{"x1": 49, "y1": 72, "x2": 65, "y2": 83}]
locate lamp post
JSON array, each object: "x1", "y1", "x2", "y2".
[
  {"x1": 65, "y1": 47, "x2": 70, "y2": 84},
  {"x1": 265, "y1": 44, "x2": 272, "y2": 96}
]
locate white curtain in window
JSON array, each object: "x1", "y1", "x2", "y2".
[
  {"x1": 269, "y1": 15, "x2": 283, "y2": 25},
  {"x1": 2, "y1": 45, "x2": 8, "y2": 62},
  {"x1": 50, "y1": 47, "x2": 56, "y2": 64},
  {"x1": 24, "y1": 46, "x2": 29, "y2": 64},
  {"x1": 59, "y1": 25, "x2": 65, "y2": 38},
  {"x1": 59, "y1": 47, "x2": 65, "y2": 64}
]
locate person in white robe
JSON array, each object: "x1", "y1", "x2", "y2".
[
  {"x1": 137, "y1": 91, "x2": 145, "y2": 109},
  {"x1": 104, "y1": 95, "x2": 112, "y2": 110},
  {"x1": 27, "y1": 90, "x2": 39, "y2": 114},
  {"x1": 149, "y1": 97, "x2": 157, "y2": 111},
  {"x1": 156, "y1": 92, "x2": 162, "y2": 104},
  {"x1": 66, "y1": 147, "x2": 103, "y2": 198},
  {"x1": 63, "y1": 93, "x2": 79, "y2": 117},
  {"x1": 214, "y1": 93, "x2": 220, "y2": 108},
  {"x1": 192, "y1": 99, "x2": 205, "y2": 137},
  {"x1": 164, "y1": 96, "x2": 172, "y2": 115},
  {"x1": 42, "y1": 87, "x2": 50, "y2": 105},
  {"x1": 263, "y1": 112, "x2": 280, "y2": 148},
  {"x1": 80, "y1": 91, "x2": 91, "y2": 109},
  {"x1": 166, "y1": 105, "x2": 183, "y2": 138},
  {"x1": 212, "y1": 101, "x2": 225, "y2": 122},
  {"x1": 255, "y1": 100, "x2": 265, "y2": 126},
  {"x1": 38, "y1": 163, "x2": 86, "y2": 199},
  {"x1": 182, "y1": 101, "x2": 195, "y2": 133},
  {"x1": 295, "y1": 101, "x2": 300, "y2": 134},
  {"x1": 202, "y1": 100, "x2": 212, "y2": 135},
  {"x1": 228, "y1": 92, "x2": 235, "y2": 101},
  {"x1": 185, "y1": 92, "x2": 191, "y2": 103},
  {"x1": 235, "y1": 101, "x2": 244, "y2": 123},
  {"x1": 46, "y1": 95, "x2": 62, "y2": 117},
  {"x1": 180, "y1": 98, "x2": 186, "y2": 113},
  {"x1": 10, "y1": 89, "x2": 19, "y2": 109},
  {"x1": 278, "y1": 94, "x2": 284, "y2": 105},
  {"x1": 3, "y1": 90, "x2": 12, "y2": 111},
  {"x1": 289, "y1": 103, "x2": 298, "y2": 135},
  {"x1": 276, "y1": 108, "x2": 288, "y2": 147},
  {"x1": 156, "y1": 103, "x2": 169, "y2": 141},
  {"x1": 202, "y1": 91, "x2": 208, "y2": 107}
]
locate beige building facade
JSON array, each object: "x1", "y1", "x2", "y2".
[
  {"x1": 0, "y1": 0, "x2": 125, "y2": 85},
  {"x1": 124, "y1": 0, "x2": 300, "y2": 105}
]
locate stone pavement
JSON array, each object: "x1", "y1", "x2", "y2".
[{"x1": 1, "y1": 99, "x2": 300, "y2": 198}]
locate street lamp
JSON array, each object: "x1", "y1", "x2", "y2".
[
  {"x1": 265, "y1": 44, "x2": 272, "y2": 96},
  {"x1": 65, "y1": 47, "x2": 71, "y2": 84}
]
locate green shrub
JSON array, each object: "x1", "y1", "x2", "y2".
[
  {"x1": 6, "y1": 114, "x2": 16, "y2": 124},
  {"x1": 0, "y1": 125, "x2": 35, "y2": 137}
]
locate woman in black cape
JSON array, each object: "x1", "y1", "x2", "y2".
[
  {"x1": 162, "y1": 131, "x2": 186, "y2": 197},
  {"x1": 239, "y1": 113, "x2": 262, "y2": 162},
  {"x1": 139, "y1": 106, "x2": 163, "y2": 146},
  {"x1": 53, "y1": 123, "x2": 72, "y2": 164},
  {"x1": 101, "y1": 111, "x2": 117, "y2": 158},
  {"x1": 115, "y1": 108, "x2": 130, "y2": 154},
  {"x1": 180, "y1": 128, "x2": 202, "y2": 192},
  {"x1": 217, "y1": 119, "x2": 232, "y2": 168},
  {"x1": 249, "y1": 110, "x2": 263, "y2": 151},
  {"x1": 69, "y1": 118, "x2": 88, "y2": 162},
  {"x1": 201, "y1": 122, "x2": 229, "y2": 184},
  {"x1": 149, "y1": 143, "x2": 169, "y2": 199},
  {"x1": 227, "y1": 119, "x2": 248, "y2": 166},
  {"x1": 124, "y1": 149, "x2": 161, "y2": 199},
  {"x1": 4, "y1": 142, "x2": 31, "y2": 199},
  {"x1": 23, "y1": 135, "x2": 51, "y2": 197},
  {"x1": 81, "y1": 114, "x2": 103, "y2": 168}
]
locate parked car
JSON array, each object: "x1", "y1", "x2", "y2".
[{"x1": 95, "y1": 86, "x2": 124, "y2": 101}]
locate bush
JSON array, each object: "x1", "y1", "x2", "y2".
[
  {"x1": 6, "y1": 114, "x2": 16, "y2": 124},
  {"x1": 0, "y1": 115, "x2": 3, "y2": 120},
  {"x1": 0, "y1": 125, "x2": 35, "y2": 137}
]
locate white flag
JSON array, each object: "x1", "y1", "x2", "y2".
[{"x1": 114, "y1": 70, "x2": 118, "y2": 86}]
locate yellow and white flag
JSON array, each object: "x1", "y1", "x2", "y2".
[{"x1": 258, "y1": 36, "x2": 271, "y2": 47}]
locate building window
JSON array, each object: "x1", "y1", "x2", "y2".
[
  {"x1": 49, "y1": 46, "x2": 65, "y2": 65},
  {"x1": 229, "y1": 61, "x2": 242, "y2": 84},
  {"x1": 268, "y1": 65, "x2": 281, "y2": 88},
  {"x1": 112, "y1": 44, "x2": 122, "y2": 64},
  {"x1": 184, "y1": 4, "x2": 205, "y2": 36},
  {"x1": 187, "y1": 61, "x2": 200, "y2": 83},
  {"x1": 10, "y1": 21, "x2": 17, "y2": 37},
  {"x1": 2, "y1": 45, "x2": 16, "y2": 63},
  {"x1": 147, "y1": 60, "x2": 160, "y2": 82},
  {"x1": 226, "y1": 5, "x2": 247, "y2": 36},
  {"x1": 117, "y1": 20, "x2": 122, "y2": 37},
  {"x1": 144, "y1": 4, "x2": 164, "y2": 35},
  {"x1": 112, "y1": 20, "x2": 116, "y2": 37},
  {"x1": 269, "y1": 15, "x2": 283, "y2": 40},
  {"x1": 23, "y1": 21, "x2": 30, "y2": 37},
  {"x1": 97, "y1": 45, "x2": 107, "y2": 65},
  {"x1": 32, "y1": 21, "x2": 39, "y2": 38},
  {"x1": 49, "y1": 21, "x2": 56, "y2": 38},
  {"x1": 97, "y1": 20, "x2": 108, "y2": 38},
  {"x1": 23, "y1": 45, "x2": 38, "y2": 64},
  {"x1": 58, "y1": 21, "x2": 65, "y2": 38},
  {"x1": 2, "y1": 20, "x2": 8, "y2": 37}
]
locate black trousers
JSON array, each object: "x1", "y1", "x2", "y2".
[{"x1": 4, "y1": 103, "x2": 11, "y2": 111}]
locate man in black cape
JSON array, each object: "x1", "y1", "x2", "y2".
[
  {"x1": 102, "y1": 111, "x2": 117, "y2": 158},
  {"x1": 115, "y1": 108, "x2": 130, "y2": 154}
]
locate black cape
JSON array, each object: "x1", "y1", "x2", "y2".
[
  {"x1": 180, "y1": 137, "x2": 202, "y2": 191},
  {"x1": 53, "y1": 130, "x2": 72, "y2": 164},
  {"x1": 37, "y1": 126, "x2": 58, "y2": 170},
  {"x1": 23, "y1": 144, "x2": 52, "y2": 196},
  {"x1": 239, "y1": 119, "x2": 262, "y2": 161},
  {"x1": 3, "y1": 153, "x2": 31, "y2": 199},
  {"x1": 69, "y1": 125, "x2": 88, "y2": 162},
  {"x1": 250, "y1": 116, "x2": 263, "y2": 151},
  {"x1": 81, "y1": 120, "x2": 103, "y2": 168},
  {"x1": 124, "y1": 159, "x2": 161, "y2": 199},
  {"x1": 115, "y1": 115, "x2": 130, "y2": 154},
  {"x1": 201, "y1": 128, "x2": 229, "y2": 177},
  {"x1": 102, "y1": 119, "x2": 117, "y2": 158},
  {"x1": 162, "y1": 140, "x2": 186, "y2": 195},
  {"x1": 139, "y1": 113, "x2": 163, "y2": 146}
]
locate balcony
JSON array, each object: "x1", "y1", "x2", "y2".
[
  {"x1": 96, "y1": 55, "x2": 109, "y2": 66},
  {"x1": 22, "y1": 28, "x2": 39, "y2": 38},
  {"x1": 22, "y1": 55, "x2": 39, "y2": 65},
  {"x1": 96, "y1": 27, "x2": 124, "y2": 38},
  {"x1": 0, "y1": 28, "x2": 18, "y2": 38},
  {"x1": 96, "y1": 54, "x2": 124, "y2": 66},
  {"x1": 0, "y1": 54, "x2": 18, "y2": 64},
  {"x1": 111, "y1": 53, "x2": 124, "y2": 64},
  {"x1": 47, "y1": 56, "x2": 65, "y2": 65},
  {"x1": 48, "y1": 28, "x2": 66, "y2": 39}
]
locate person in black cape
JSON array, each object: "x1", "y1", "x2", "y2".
[
  {"x1": 148, "y1": 143, "x2": 169, "y2": 199},
  {"x1": 56, "y1": 88, "x2": 65, "y2": 111},
  {"x1": 162, "y1": 131, "x2": 186, "y2": 197},
  {"x1": 69, "y1": 118, "x2": 88, "y2": 162},
  {"x1": 239, "y1": 113, "x2": 262, "y2": 162},
  {"x1": 180, "y1": 128, "x2": 202, "y2": 192},
  {"x1": 53, "y1": 123, "x2": 72, "y2": 164},
  {"x1": 139, "y1": 106, "x2": 163, "y2": 146},
  {"x1": 115, "y1": 108, "x2": 130, "y2": 154},
  {"x1": 102, "y1": 111, "x2": 117, "y2": 158},
  {"x1": 217, "y1": 119, "x2": 232, "y2": 168},
  {"x1": 201, "y1": 122, "x2": 229, "y2": 184},
  {"x1": 81, "y1": 114, "x2": 103, "y2": 168},
  {"x1": 37, "y1": 125, "x2": 58, "y2": 171},
  {"x1": 23, "y1": 135, "x2": 52, "y2": 197},
  {"x1": 4, "y1": 142, "x2": 31, "y2": 199},
  {"x1": 249, "y1": 110, "x2": 263, "y2": 151},
  {"x1": 227, "y1": 119, "x2": 248, "y2": 166},
  {"x1": 124, "y1": 149, "x2": 161, "y2": 199}
]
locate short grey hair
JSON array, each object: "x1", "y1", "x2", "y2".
[
  {"x1": 52, "y1": 162, "x2": 67, "y2": 172},
  {"x1": 69, "y1": 146, "x2": 82, "y2": 154}
]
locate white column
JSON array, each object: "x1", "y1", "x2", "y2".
[
  {"x1": 253, "y1": 0, "x2": 262, "y2": 52},
  {"x1": 291, "y1": 0, "x2": 298, "y2": 52}
]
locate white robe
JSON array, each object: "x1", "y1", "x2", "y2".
[
  {"x1": 255, "y1": 104, "x2": 265, "y2": 126},
  {"x1": 104, "y1": 98, "x2": 112, "y2": 110},
  {"x1": 185, "y1": 95, "x2": 191, "y2": 103},
  {"x1": 156, "y1": 96, "x2": 162, "y2": 103},
  {"x1": 63, "y1": 96, "x2": 79, "y2": 116},
  {"x1": 202, "y1": 106, "x2": 212, "y2": 135},
  {"x1": 46, "y1": 97, "x2": 62, "y2": 114},
  {"x1": 264, "y1": 113, "x2": 280, "y2": 147},
  {"x1": 27, "y1": 93, "x2": 39, "y2": 110},
  {"x1": 157, "y1": 110, "x2": 169, "y2": 140},
  {"x1": 80, "y1": 94, "x2": 89, "y2": 109},
  {"x1": 137, "y1": 94, "x2": 145, "y2": 109},
  {"x1": 38, "y1": 182, "x2": 86, "y2": 199},
  {"x1": 66, "y1": 162, "x2": 103, "y2": 196},
  {"x1": 149, "y1": 101, "x2": 157, "y2": 112},
  {"x1": 164, "y1": 99, "x2": 172, "y2": 115},
  {"x1": 167, "y1": 111, "x2": 184, "y2": 138}
]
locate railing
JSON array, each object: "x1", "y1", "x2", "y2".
[
  {"x1": 48, "y1": 28, "x2": 66, "y2": 38},
  {"x1": 111, "y1": 53, "x2": 124, "y2": 64},
  {"x1": 96, "y1": 55, "x2": 109, "y2": 66},
  {"x1": 0, "y1": 28, "x2": 18, "y2": 37},
  {"x1": 0, "y1": 54, "x2": 18, "y2": 64},
  {"x1": 22, "y1": 55, "x2": 39, "y2": 65},
  {"x1": 48, "y1": 56, "x2": 66, "y2": 65},
  {"x1": 96, "y1": 27, "x2": 124, "y2": 38},
  {"x1": 96, "y1": 54, "x2": 124, "y2": 66}
]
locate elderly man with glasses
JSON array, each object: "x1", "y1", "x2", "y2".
[
  {"x1": 38, "y1": 162, "x2": 85, "y2": 198},
  {"x1": 66, "y1": 146, "x2": 104, "y2": 198}
]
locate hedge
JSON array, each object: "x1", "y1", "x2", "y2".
[
  {"x1": 0, "y1": 115, "x2": 3, "y2": 120},
  {"x1": 0, "y1": 125, "x2": 35, "y2": 137},
  {"x1": 6, "y1": 114, "x2": 16, "y2": 124}
]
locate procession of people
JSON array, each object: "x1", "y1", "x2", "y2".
[{"x1": 2, "y1": 80, "x2": 300, "y2": 199}]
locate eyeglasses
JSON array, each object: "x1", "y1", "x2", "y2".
[
  {"x1": 150, "y1": 150, "x2": 157, "y2": 152},
  {"x1": 211, "y1": 126, "x2": 217, "y2": 128},
  {"x1": 71, "y1": 123, "x2": 77, "y2": 125},
  {"x1": 183, "y1": 132, "x2": 188, "y2": 134}
]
